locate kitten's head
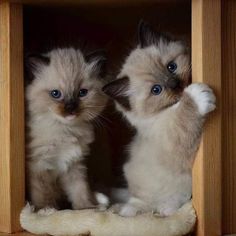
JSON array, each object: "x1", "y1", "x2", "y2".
[
  {"x1": 27, "y1": 48, "x2": 107, "y2": 124},
  {"x1": 103, "y1": 21, "x2": 190, "y2": 123}
]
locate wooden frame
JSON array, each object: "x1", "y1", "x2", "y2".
[
  {"x1": 1, "y1": 0, "x2": 235, "y2": 235},
  {"x1": 192, "y1": 0, "x2": 221, "y2": 235},
  {"x1": 0, "y1": 2, "x2": 24, "y2": 234},
  {"x1": 222, "y1": 0, "x2": 236, "y2": 234}
]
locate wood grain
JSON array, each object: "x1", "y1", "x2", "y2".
[
  {"x1": 0, "y1": 2, "x2": 24, "y2": 233},
  {"x1": 191, "y1": 0, "x2": 221, "y2": 236},
  {"x1": 222, "y1": 0, "x2": 236, "y2": 234}
]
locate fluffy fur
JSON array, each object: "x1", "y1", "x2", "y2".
[
  {"x1": 26, "y1": 47, "x2": 107, "y2": 210},
  {"x1": 20, "y1": 201, "x2": 196, "y2": 236},
  {"x1": 103, "y1": 21, "x2": 216, "y2": 217}
]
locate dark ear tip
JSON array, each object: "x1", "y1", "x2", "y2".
[
  {"x1": 99, "y1": 57, "x2": 108, "y2": 63},
  {"x1": 138, "y1": 19, "x2": 152, "y2": 33},
  {"x1": 138, "y1": 19, "x2": 148, "y2": 29},
  {"x1": 97, "y1": 49, "x2": 107, "y2": 56},
  {"x1": 85, "y1": 49, "x2": 107, "y2": 63},
  {"x1": 137, "y1": 19, "x2": 155, "y2": 48},
  {"x1": 26, "y1": 53, "x2": 50, "y2": 65}
]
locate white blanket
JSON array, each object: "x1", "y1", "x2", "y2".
[{"x1": 20, "y1": 201, "x2": 196, "y2": 236}]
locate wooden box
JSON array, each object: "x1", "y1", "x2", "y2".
[{"x1": 0, "y1": 0, "x2": 235, "y2": 235}]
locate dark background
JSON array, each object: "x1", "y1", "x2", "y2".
[{"x1": 23, "y1": 1, "x2": 191, "y2": 192}]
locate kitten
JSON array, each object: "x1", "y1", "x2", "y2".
[
  {"x1": 103, "y1": 21, "x2": 216, "y2": 217},
  {"x1": 26, "y1": 47, "x2": 107, "y2": 210}
]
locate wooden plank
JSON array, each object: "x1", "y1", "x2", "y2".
[
  {"x1": 9, "y1": 0, "x2": 189, "y2": 7},
  {"x1": 191, "y1": 0, "x2": 221, "y2": 236},
  {"x1": 0, "y1": 233, "x2": 36, "y2": 236},
  {"x1": 0, "y1": 2, "x2": 24, "y2": 233},
  {"x1": 222, "y1": 0, "x2": 236, "y2": 234}
]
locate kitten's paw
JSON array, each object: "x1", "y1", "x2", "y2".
[
  {"x1": 184, "y1": 83, "x2": 216, "y2": 116},
  {"x1": 159, "y1": 206, "x2": 178, "y2": 217},
  {"x1": 108, "y1": 203, "x2": 124, "y2": 213},
  {"x1": 94, "y1": 192, "x2": 110, "y2": 211},
  {"x1": 109, "y1": 203, "x2": 139, "y2": 216},
  {"x1": 119, "y1": 204, "x2": 140, "y2": 217},
  {"x1": 95, "y1": 192, "x2": 110, "y2": 207},
  {"x1": 37, "y1": 207, "x2": 57, "y2": 216}
]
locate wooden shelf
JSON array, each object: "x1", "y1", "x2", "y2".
[
  {"x1": 0, "y1": 233, "x2": 37, "y2": 236},
  {"x1": 10, "y1": 0, "x2": 189, "y2": 7}
]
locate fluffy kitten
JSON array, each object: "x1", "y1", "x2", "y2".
[
  {"x1": 103, "y1": 21, "x2": 216, "y2": 217},
  {"x1": 26, "y1": 47, "x2": 107, "y2": 210}
]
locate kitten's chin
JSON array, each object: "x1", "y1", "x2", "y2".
[
  {"x1": 61, "y1": 115, "x2": 80, "y2": 124},
  {"x1": 52, "y1": 112, "x2": 79, "y2": 125},
  {"x1": 65, "y1": 115, "x2": 77, "y2": 121}
]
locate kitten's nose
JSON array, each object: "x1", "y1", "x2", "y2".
[
  {"x1": 167, "y1": 78, "x2": 181, "y2": 89},
  {"x1": 64, "y1": 101, "x2": 78, "y2": 114}
]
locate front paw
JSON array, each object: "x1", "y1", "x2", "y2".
[
  {"x1": 159, "y1": 206, "x2": 178, "y2": 217},
  {"x1": 184, "y1": 83, "x2": 216, "y2": 116},
  {"x1": 109, "y1": 203, "x2": 140, "y2": 217},
  {"x1": 119, "y1": 204, "x2": 141, "y2": 217}
]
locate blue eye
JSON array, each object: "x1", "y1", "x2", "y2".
[
  {"x1": 79, "y1": 89, "x2": 88, "y2": 97},
  {"x1": 167, "y1": 61, "x2": 177, "y2": 73},
  {"x1": 50, "y1": 90, "x2": 62, "y2": 99},
  {"x1": 151, "y1": 84, "x2": 162, "y2": 95}
]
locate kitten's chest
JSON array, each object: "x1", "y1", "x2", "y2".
[{"x1": 28, "y1": 122, "x2": 94, "y2": 173}]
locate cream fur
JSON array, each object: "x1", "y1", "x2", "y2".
[
  {"x1": 20, "y1": 201, "x2": 196, "y2": 236},
  {"x1": 108, "y1": 36, "x2": 216, "y2": 217}
]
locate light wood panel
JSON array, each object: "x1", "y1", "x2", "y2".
[
  {"x1": 0, "y1": 2, "x2": 24, "y2": 233},
  {"x1": 222, "y1": 0, "x2": 236, "y2": 234},
  {"x1": 192, "y1": 0, "x2": 221, "y2": 236}
]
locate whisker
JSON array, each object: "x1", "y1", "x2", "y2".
[
  {"x1": 97, "y1": 113, "x2": 112, "y2": 124},
  {"x1": 87, "y1": 111, "x2": 105, "y2": 129}
]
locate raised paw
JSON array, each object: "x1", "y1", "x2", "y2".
[{"x1": 184, "y1": 83, "x2": 216, "y2": 116}]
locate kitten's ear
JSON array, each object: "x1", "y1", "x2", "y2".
[
  {"x1": 138, "y1": 20, "x2": 161, "y2": 48},
  {"x1": 27, "y1": 53, "x2": 50, "y2": 69},
  {"x1": 85, "y1": 49, "x2": 107, "y2": 78},
  {"x1": 138, "y1": 20, "x2": 173, "y2": 48},
  {"x1": 25, "y1": 53, "x2": 50, "y2": 81},
  {"x1": 102, "y1": 76, "x2": 131, "y2": 110}
]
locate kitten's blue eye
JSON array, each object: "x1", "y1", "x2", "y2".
[
  {"x1": 79, "y1": 89, "x2": 88, "y2": 97},
  {"x1": 50, "y1": 90, "x2": 62, "y2": 99},
  {"x1": 167, "y1": 61, "x2": 177, "y2": 73},
  {"x1": 151, "y1": 84, "x2": 162, "y2": 95}
]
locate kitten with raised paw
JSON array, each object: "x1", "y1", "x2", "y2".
[
  {"x1": 26, "y1": 47, "x2": 107, "y2": 210},
  {"x1": 103, "y1": 21, "x2": 216, "y2": 217}
]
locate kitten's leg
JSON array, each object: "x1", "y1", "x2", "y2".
[
  {"x1": 154, "y1": 83, "x2": 216, "y2": 216},
  {"x1": 60, "y1": 163, "x2": 95, "y2": 210},
  {"x1": 170, "y1": 83, "x2": 216, "y2": 163},
  {"x1": 28, "y1": 170, "x2": 59, "y2": 209}
]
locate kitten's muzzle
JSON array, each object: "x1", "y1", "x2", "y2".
[{"x1": 64, "y1": 101, "x2": 78, "y2": 115}]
